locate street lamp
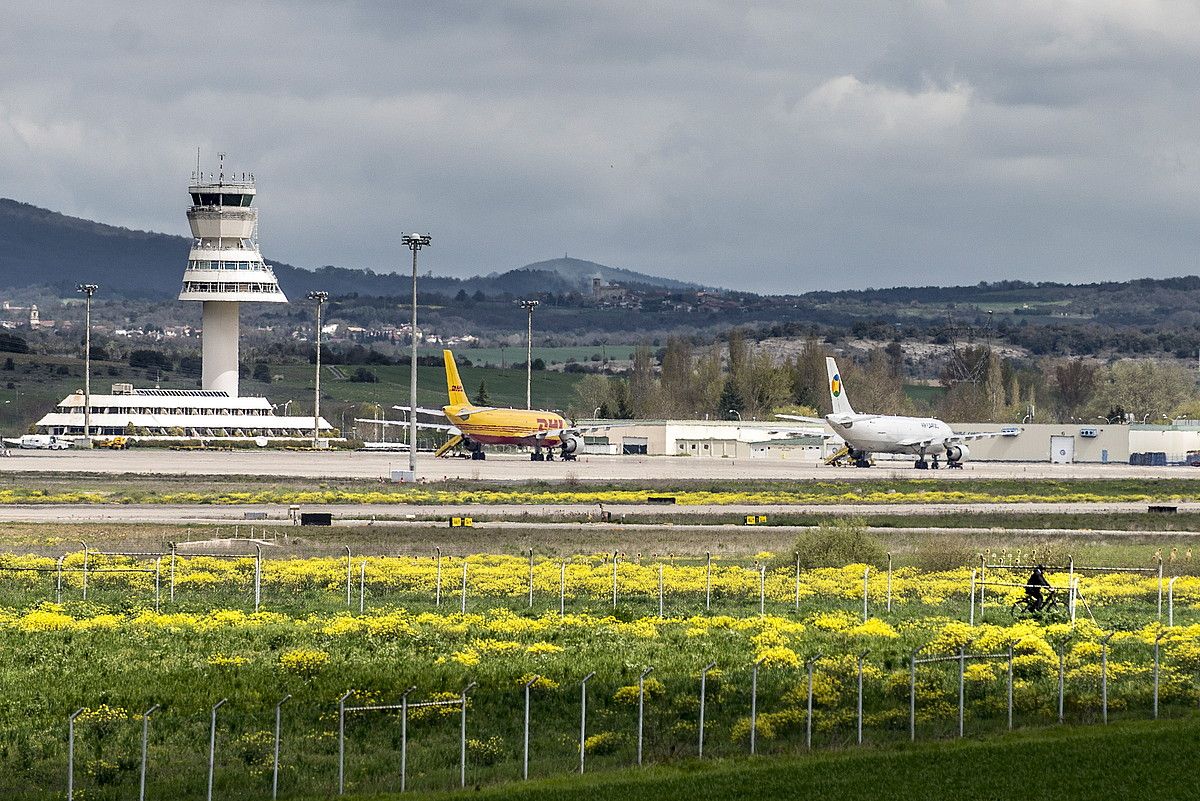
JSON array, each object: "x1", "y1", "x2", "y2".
[
  {"x1": 519, "y1": 300, "x2": 540, "y2": 410},
  {"x1": 594, "y1": 406, "x2": 602, "y2": 420},
  {"x1": 729, "y1": 409, "x2": 741, "y2": 421},
  {"x1": 77, "y1": 284, "x2": 98, "y2": 441},
  {"x1": 307, "y1": 291, "x2": 329, "y2": 448},
  {"x1": 402, "y1": 232, "x2": 431, "y2": 480}
]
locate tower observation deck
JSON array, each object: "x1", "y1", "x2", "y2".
[{"x1": 180, "y1": 159, "x2": 286, "y2": 396}]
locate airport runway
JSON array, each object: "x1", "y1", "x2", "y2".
[
  {"x1": 0, "y1": 449, "x2": 1193, "y2": 481},
  {"x1": 0, "y1": 501, "x2": 1196, "y2": 525}
]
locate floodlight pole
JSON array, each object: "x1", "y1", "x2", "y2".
[
  {"x1": 519, "y1": 299, "x2": 539, "y2": 409},
  {"x1": 307, "y1": 291, "x2": 328, "y2": 448},
  {"x1": 402, "y1": 232, "x2": 431, "y2": 478},
  {"x1": 77, "y1": 283, "x2": 98, "y2": 441}
]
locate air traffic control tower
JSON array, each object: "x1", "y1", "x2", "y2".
[{"x1": 179, "y1": 159, "x2": 286, "y2": 396}]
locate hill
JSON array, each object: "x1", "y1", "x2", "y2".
[{"x1": 0, "y1": 199, "x2": 695, "y2": 300}]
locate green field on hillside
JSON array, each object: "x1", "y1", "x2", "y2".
[{"x1": 419, "y1": 345, "x2": 637, "y2": 367}]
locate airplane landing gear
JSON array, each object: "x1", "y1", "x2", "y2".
[
  {"x1": 931, "y1": 456, "x2": 940, "y2": 469},
  {"x1": 531, "y1": 452, "x2": 545, "y2": 461},
  {"x1": 947, "y1": 460, "x2": 963, "y2": 469},
  {"x1": 468, "y1": 442, "x2": 486, "y2": 460},
  {"x1": 914, "y1": 458, "x2": 928, "y2": 469}
]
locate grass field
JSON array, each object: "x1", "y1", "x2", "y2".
[
  {"x1": 3, "y1": 474, "x2": 1200, "y2": 505},
  {"x1": 0, "y1": 507, "x2": 1196, "y2": 800},
  {"x1": 418, "y1": 345, "x2": 637, "y2": 368},
  {"x1": 390, "y1": 716, "x2": 1200, "y2": 801}
]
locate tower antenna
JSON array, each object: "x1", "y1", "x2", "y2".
[
  {"x1": 218, "y1": 152, "x2": 225, "y2": 183},
  {"x1": 196, "y1": 147, "x2": 201, "y2": 180}
]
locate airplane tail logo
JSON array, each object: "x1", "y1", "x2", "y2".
[
  {"x1": 443, "y1": 350, "x2": 471, "y2": 408},
  {"x1": 825, "y1": 357, "x2": 855, "y2": 416}
]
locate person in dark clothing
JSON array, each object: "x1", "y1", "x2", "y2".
[{"x1": 1025, "y1": 564, "x2": 1051, "y2": 612}]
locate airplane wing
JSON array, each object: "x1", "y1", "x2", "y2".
[
  {"x1": 391, "y1": 405, "x2": 455, "y2": 417},
  {"x1": 776, "y1": 414, "x2": 827, "y2": 424},
  {"x1": 948, "y1": 430, "x2": 1018, "y2": 442},
  {"x1": 897, "y1": 429, "x2": 1018, "y2": 449},
  {"x1": 354, "y1": 418, "x2": 459, "y2": 433}
]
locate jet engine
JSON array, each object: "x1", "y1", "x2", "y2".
[
  {"x1": 944, "y1": 443, "x2": 970, "y2": 463},
  {"x1": 560, "y1": 434, "x2": 584, "y2": 456}
]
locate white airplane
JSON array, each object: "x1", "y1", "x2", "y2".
[{"x1": 779, "y1": 357, "x2": 1013, "y2": 469}]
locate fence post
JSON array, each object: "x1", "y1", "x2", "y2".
[
  {"x1": 169, "y1": 542, "x2": 176, "y2": 602},
  {"x1": 337, "y1": 691, "x2": 352, "y2": 795},
  {"x1": 612, "y1": 552, "x2": 619, "y2": 610},
  {"x1": 56, "y1": 555, "x2": 65, "y2": 604},
  {"x1": 750, "y1": 657, "x2": 764, "y2": 755},
  {"x1": 579, "y1": 672, "x2": 595, "y2": 774},
  {"x1": 958, "y1": 647, "x2": 966, "y2": 738},
  {"x1": 255, "y1": 545, "x2": 262, "y2": 613},
  {"x1": 1007, "y1": 642, "x2": 1015, "y2": 730},
  {"x1": 461, "y1": 560, "x2": 468, "y2": 614},
  {"x1": 344, "y1": 546, "x2": 351, "y2": 608},
  {"x1": 637, "y1": 666, "x2": 653, "y2": 766},
  {"x1": 979, "y1": 553, "x2": 985, "y2": 614},
  {"x1": 706, "y1": 552, "x2": 712, "y2": 612},
  {"x1": 699, "y1": 661, "x2": 716, "y2": 758},
  {"x1": 1070, "y1": 553, "x2": 1080, "y2": 623},
  {"x1": 1154, "y1": 632, "x2": 1164, "y2": 720},
  {"x1": 1157, "y1": 558, "x2": 1164, "y2": 620},
  {"x1": 886, "y1": 552, "x2": 892, "y2": 613},
  {"x1": 272, "y1": 694, "x2": 291, "y2": 801},
  {"x1": 139, "y1": 704, "x2": 159, "y2": 801},
  {"x1": 399, "y1": 686, "x2": 415, "y2": 793},
  {"x1": 207, "y1": 698, "x2": 227, "y2": 801},
  {"x1": 560, "y1": 560, "x2": 566, "y2": 617},
  {"x1": 862, "y1": 566, "x2": 869, "y2": 622},
  {"x1": 856, "y1": 651, "x2": 868, "y2": 745},
  {"x1": 759, "y1": 564, "x2": 766, "y2": 615},
  {"x1": 1101, "y1": 633, "x2": 1113, "y2": 724},
  {"x1": 806, "y1": 653, "x2": 822, "y2": 749},
  {"x1": 658, "y1": 563, "x2": 664, "y2": 619},
  {"x1": 1057, "y1": 643, "x2": 1066, "y2": 723},
  {"x1": 359, "y1": 560, "x2": 366, "y2": 614},
  {"x1": 523, "y1": 675, "x2": 538, "y2": 780},
  {"x1": 969, "y1": 569, "x2": 976, "y2": 626},
  {"x1": 460, "y1": 682, "x2": 476, "y2": 788},
  {"x1": 1168, "y1": 576, "x2": 1179, "y2": 626},
  {"x1": 909, "y1": 650, "x2": 918, "y2": 741},
  {"x1": 80, "y1": 541, "x2": 88, "y2": 601},
  {"x1": 67, "y1": 708, "x2": 84, "y2": 801},
  {"x1": 435, "y1": 547, "x2": 442, "y2": 607}
]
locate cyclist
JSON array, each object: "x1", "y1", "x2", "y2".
[{"x1": 1025, "y1": 564, "x2": 1051, "y2": 612}]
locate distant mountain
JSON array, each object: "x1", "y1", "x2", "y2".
[
  {"x1": 508, "y1": 257, "x2": 700, "y2": 292},
  {"x1": 0, "y1": 199, "x2": 699, "y2": 300}
]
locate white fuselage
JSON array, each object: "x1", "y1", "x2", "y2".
[{"x1": 827, "y1": 415, "x2": 956, "y2": 456}]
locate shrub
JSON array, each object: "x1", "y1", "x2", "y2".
[{"x1": 790, "y1": 517, "x2": 885, "y2": 569}]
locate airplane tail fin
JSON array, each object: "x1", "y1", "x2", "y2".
[
  {"x1": 443, "y1": 350, "x2": 471, "y2": 407},
  {"x1": 826, "y1": 357, "x2": 855, "y2": 416}
]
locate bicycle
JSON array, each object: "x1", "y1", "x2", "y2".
[{"x1": 1010, "y1": 588, "x2": 1065, "y2": 620}]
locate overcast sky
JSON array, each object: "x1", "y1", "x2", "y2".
[{"x1": 3, "y1": 2, "x2": 1200, "y2": 293}]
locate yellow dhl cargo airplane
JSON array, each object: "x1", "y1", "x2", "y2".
[{"x1": 364, "y1": 350, "x2": 622, "y2": 461}]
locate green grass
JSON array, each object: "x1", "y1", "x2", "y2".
[
  {"x1": 419, "y1": 346, "x2": 637, "y2": 367},
  {"x1": 379, "y1": 716, "x2": 1200, "y2": 801}
]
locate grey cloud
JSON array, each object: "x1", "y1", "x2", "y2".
[{"x1": 2, "y1": 1, "x2": 1200, "y2": 293}]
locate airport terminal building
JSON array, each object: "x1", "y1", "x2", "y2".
[{"x1": 582, "y1": 419, "x2": 1200, "y2": 465}]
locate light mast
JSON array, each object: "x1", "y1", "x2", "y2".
[{"x1": 179, "y1": 155, "x2": 286, "y2": 396}]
